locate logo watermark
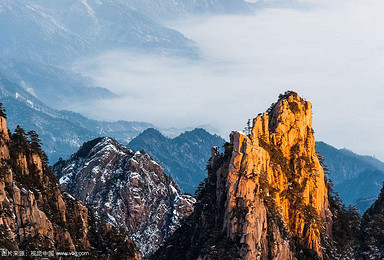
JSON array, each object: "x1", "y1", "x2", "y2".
[{"x1": 1, "y1": 249, "x2": 90, "y2": 258}]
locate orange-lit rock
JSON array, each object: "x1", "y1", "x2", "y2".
[
  {"x1": 223, "y1": 92, "x2": 332, "y2": 259},
  {"x1": 153, "y1": 91, "x2": 333, "y2": 260}
]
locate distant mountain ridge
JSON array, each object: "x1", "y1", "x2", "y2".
[
  {"x1": 316, "y1": 141, "x2": 384, "y2": 184},
  {"x1": 123, "y1": 0, "x2": 253, "y2": 21},
  {"x1": 0, "y1": 75, "x2": 154, "y2": 163},
  {"x1": 0, "y1": 0, "x2": 197, "y2": 108},
  {"x1": 0, "y1": 73, "x2": 56, "y2": 116},
  {"x1": 129, "y1": 128, "x2": 225, "y2": 194},
  {"x1": 121, "y1": 0, "x2": 306, "y2": 21},
  {"x1": 316, "y1": 141, "x2": 384, "y2": 213}
]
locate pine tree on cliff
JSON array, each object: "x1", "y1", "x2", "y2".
[
  {"x1": 27, "y1": 130, "x2": 49, "y2": 164},
  {"x1": 358, "y1": 183, "x2": 384, "y2": 258},
  {"x1": 27, "y1": 130, "x2": 42, "y2": 151},
  {"x1": 11, "y1": 125, "x2": 29, "y2": 152}
]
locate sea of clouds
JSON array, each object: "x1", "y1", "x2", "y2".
[{"x1": 71, "y1": 0, "x2": 384, "y2": 160}]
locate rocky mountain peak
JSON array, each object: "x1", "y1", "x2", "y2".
[
  {"x1": 134, "y1": 128, "x2": 168, "y2": 144},
  {"x1": 53, "y1": 137, "x2": 195, "y2": 256},
  {"x1": 178, "y1": 128, "x2": 212, "y2": 138},
  {"x1": 226, "y1": 91, "x2": 331, "y2": 259},
  {"x1": 270, "y1": 91, "x2": 311, "y2": 136},
  {"x1": 73, "y1": 136, "x2": 133, "y2": 160},
  {"x1": 153, "y1": 91, "x2": 333, "y2": 260}
]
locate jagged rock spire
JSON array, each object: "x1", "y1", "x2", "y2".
[
  {"x1": 153, "y1": 91, "x2": 333, "y2": 260},
  {"x1": 225, "y1": 91, "x2": 332, "y2": 259}
]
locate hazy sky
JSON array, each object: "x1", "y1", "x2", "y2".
[{"x1": 72, "y1": 0, "x2": 384, "y2": 160}]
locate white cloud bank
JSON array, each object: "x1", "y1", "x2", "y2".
[{"x1": 71, "y1": 0, "x2": 384, "y2": 160}]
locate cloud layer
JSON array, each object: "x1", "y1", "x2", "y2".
[{"x1": 71, "y1": 0, "x2": 384, "y2": 160}]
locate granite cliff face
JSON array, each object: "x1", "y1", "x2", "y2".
[
  {"x1": 0, "y1": 107, "x2": 141, "y2": 259},
  {"x1": 153, "y1": 91, "x2": 334, "y2": 260},
  {"x1": 52, "y1": 137, "x2": 195, "y2": 256},
  {"x1": 223, "y1": 92, "x2": 332, "y2": 259}
]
